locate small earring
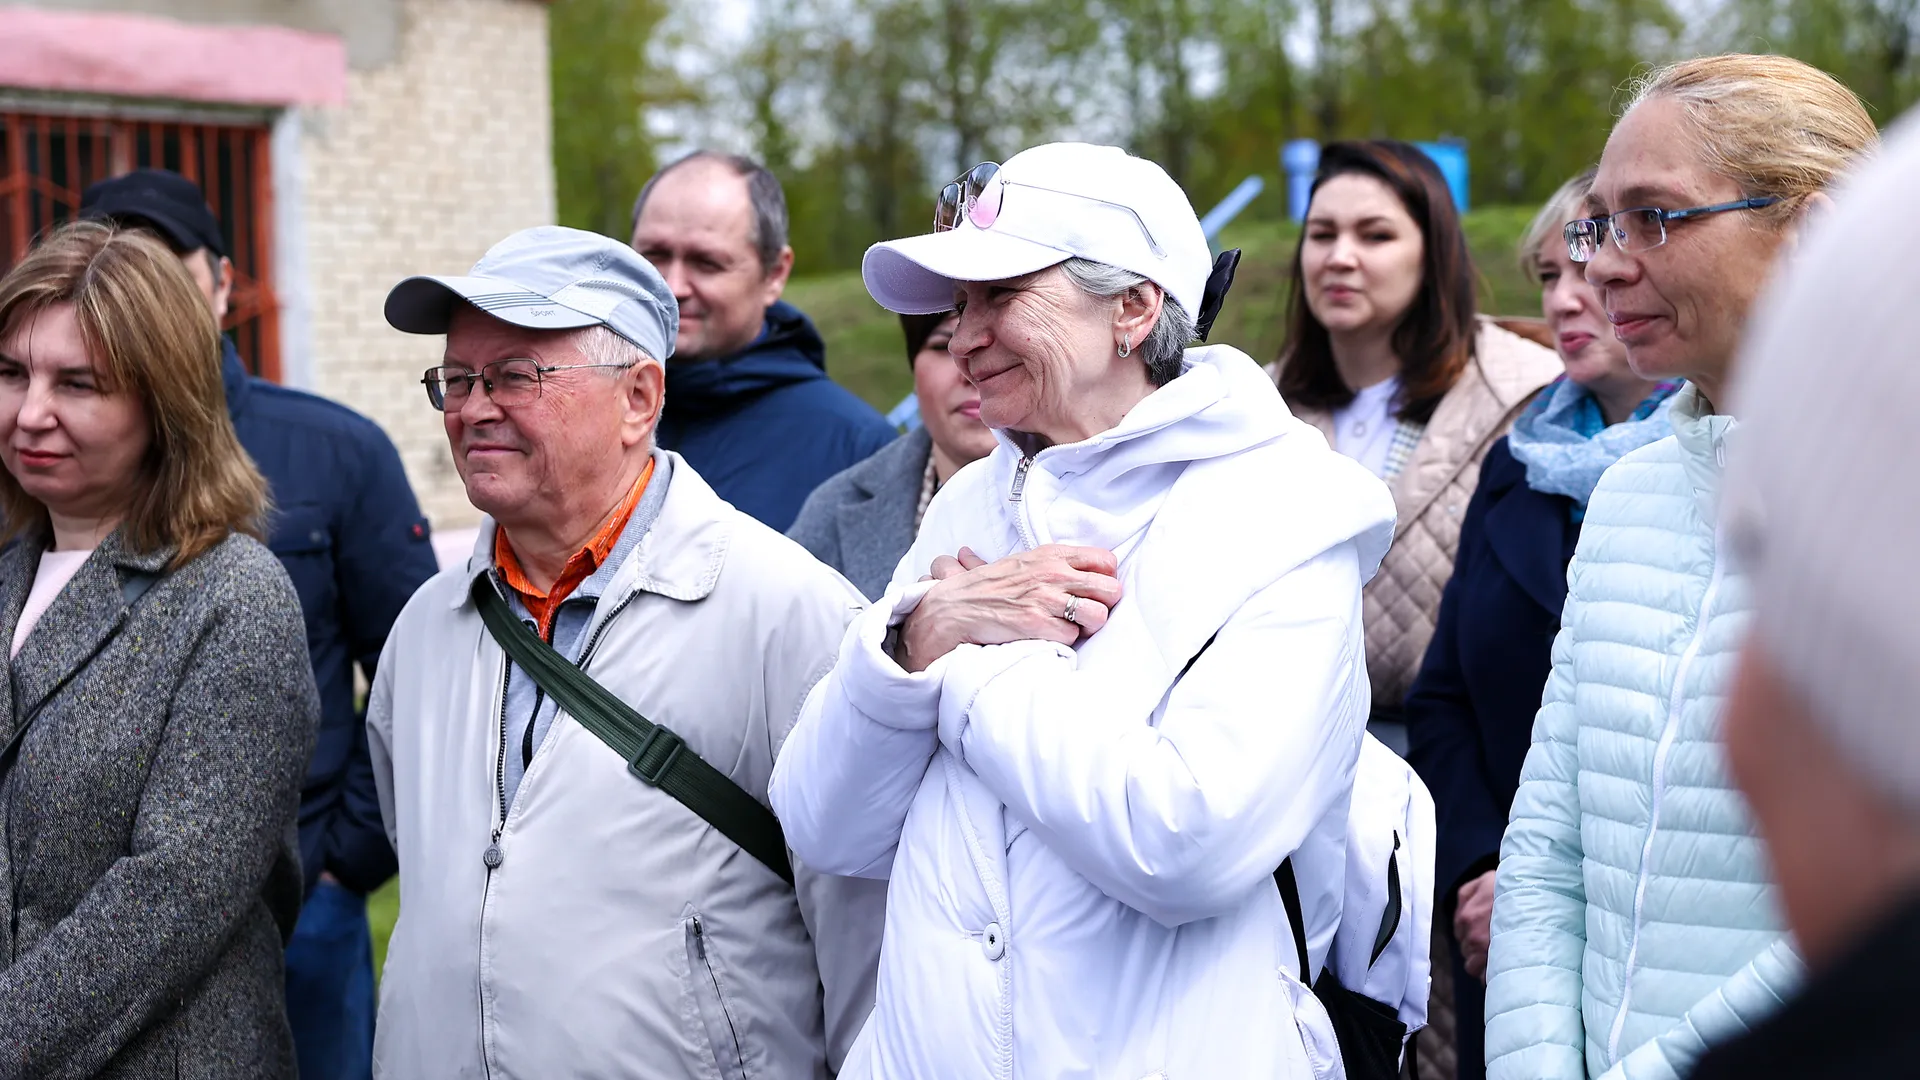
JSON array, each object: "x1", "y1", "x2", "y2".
[{"x1": 1118, "y1": 334, "x2": 1131, "y2": 359}]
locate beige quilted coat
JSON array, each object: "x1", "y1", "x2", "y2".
[{"x1": 1284, "y1": 319, "x2": 1560, "y2": 715}]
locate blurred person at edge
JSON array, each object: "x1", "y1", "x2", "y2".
[
  {"x1": 1696, "y1": 107, "x2": 1920, "y2": 1080},
  {"x1": 771, "y1": 142, "x2": 1396, "y2": 1078},
  {"x1": 369, "y1": 226, "x2": 882, "y2": 1078},
  {"x1": 80, "y1": 168, "x2": 438, "y2": 1080},
  {"x1": 789, "y1": 310, "x2": 997, "y2": 599},
  {"x1": 0, "y1": 221, "x2": 317, "y2": 1076},
  {"x1": 632, "y1": 151, "x2": 896, "y2": 532},
  {"x1": 1483, "y1": 54, "x2": 1879, "y2": 1080},
  {"x1": 1403, "y1": 167, "x2": 1679, "y2": 1080},
  {"x1": 1274, "y1": 138, "x2": 1559, "y2": 1080}
]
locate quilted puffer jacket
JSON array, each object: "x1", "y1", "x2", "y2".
[
  {"x1": 1289, "y1": 319, "x2": 1559, "y2": 712},
  {"x1": 1483, "y1": 385, "x2": 1802, "y2": 1080}
]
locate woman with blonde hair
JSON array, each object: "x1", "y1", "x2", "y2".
[
  {"x1": 1406, "y1": 167, "x2": 1677, "y2": 1080},
  {"x1": 1484, "y1": 55, "x2": 1879, "y2": 1080},
  {"x1": 0, "y1": 220, "x2": 318, "y2": 1076}
]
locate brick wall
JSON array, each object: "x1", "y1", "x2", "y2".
[{"x1": 295, "y1": 0, "x2": 553, "y2": 529}]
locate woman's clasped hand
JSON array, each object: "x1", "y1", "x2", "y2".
[{"x1": 900, "y1": 543, "x2": 1122, "y2": 671}]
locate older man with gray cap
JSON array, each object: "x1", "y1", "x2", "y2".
[{"x1": 366, "y1": 226, "x2": 884, "y2": 1078}]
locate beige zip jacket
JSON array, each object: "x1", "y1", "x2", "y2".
[
  {"x1": 368, "y1": 454, "x2": 881, "y2": 1079},
  {"x1": 1287, "y1": 319, "x2": 1560, "y2": 710}
]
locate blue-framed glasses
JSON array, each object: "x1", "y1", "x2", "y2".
[{"x1": 1564, "y1": 196, "x2": 1782, "y2": 263}]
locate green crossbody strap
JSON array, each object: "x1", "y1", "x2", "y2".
[{"x1": 471, "y1": 576, "x2": 794, "y2": 884}]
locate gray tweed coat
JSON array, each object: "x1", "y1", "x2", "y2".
[
  {"x1": 0, "y1": 529, "x2": 318, "y2": 1080},
  {"x1": 787, "y1": 427, "x2": 932, "y2": 600}
]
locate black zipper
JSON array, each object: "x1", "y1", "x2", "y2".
[{"x1": 691, "y1": 914, "x2": 748, "y2": 1079}]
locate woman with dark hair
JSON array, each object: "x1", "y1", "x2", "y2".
[
  {"x1": 1277, "y1": 139, "x2": 1559, "y2": 728},
  {"x1": 1274, "y1": 139, "x2": 1558, "y2": 1080},
  {"x1": 789, "y1": 311, "x2": 996, "y2": 599}
]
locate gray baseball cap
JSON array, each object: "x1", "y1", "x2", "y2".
[{"x1": 384, "y1": 225, "x2": 679, "y2": 361}]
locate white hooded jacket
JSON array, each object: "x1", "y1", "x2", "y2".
[{"x1": 770, "y1": 346, "x2": 1397, "y2": 1079}]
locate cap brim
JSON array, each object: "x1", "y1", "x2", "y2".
[
  {"x1": 861, "y1": 229, "x2": 1070, "y2": 314},
  {"x1": 384, "y1": 274, "x2": 605, "y2": 336},
  {"x1": 88, "y1": 207, "x2": 224, "y2": 259}
]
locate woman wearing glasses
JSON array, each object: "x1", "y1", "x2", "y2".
[
  {"x1": 0, "y1": 221, "x2": 317, "y2": 1074},
  {"x1": 1404, "y1": 167, "x2": 1679, "y2": 1080},
  {"x1": 1483, "y1": 56, "x2": 1877, "y2": 1080},
  {"x1": 771, "y1": 142, "x2": 1395, "y2": 1077}
]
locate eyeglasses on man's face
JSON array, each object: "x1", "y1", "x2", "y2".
[
  {"x1": 420, "y1": 358, "x2": 633, "y2": 411},
  {"x1": 1564, "y1": 196, "x2": 1781, "y2": 264}
]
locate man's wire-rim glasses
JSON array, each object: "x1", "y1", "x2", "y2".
[
  {"x1": 1564, "y1": 196, "x2": 1782, "y2": 264},
  {"x1": 421, "y1": 358, "x2": 634, "y2": 411},
  {"x1": 936, "y1": 161, "x2": 1167, "y2": 258}
]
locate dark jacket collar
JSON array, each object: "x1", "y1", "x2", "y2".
[
  {"x1": 220, "y1": 336, "x2": 252, "y2": 421},
  {"x1": 1479, "y1": 440, "x2": 1579, "y2": 616},
  {"x1": 663, "y1": 300, "x2": 829, "y2": 416}
]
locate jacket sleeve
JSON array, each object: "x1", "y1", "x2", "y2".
[
  {"x1": 760, "y1": 575, "x2": 886, "y2": 1073},
  {"x1": 1484, "y1": 608, "x2": 1589, "y2": 1080},
  {"x1": 367, "y1": 637, "x2": 401, "y2": 853},
  {"x1": 768, "y1": 581, "x2": 946, "y2": 878},
  {"x1": 794, "y1": 857, "x2": 888, "y2": 1072},
  {"x1": 1405, "y1": 460, "x2": 1508, "y2": 906},
  {"x1": 0, "y1": 576, "x2": 318, "y2": 1072},
  {"x1": 324, "y1": 428, "x2": 437, "y2": 893},
  {"x1": 1597, "y1": 935, "x2": 1802, "y2": 1080},
  {"x1": 934, "y1": 545, "x2": 1369, "y2": 928}
]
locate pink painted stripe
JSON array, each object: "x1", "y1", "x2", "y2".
[{"x1": 0, "y1": 7, "x2": 346, "y2": 107}]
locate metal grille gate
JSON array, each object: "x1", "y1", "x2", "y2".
[{"x1": 0, "y1": 109, "x2": 280, "y2": 380}]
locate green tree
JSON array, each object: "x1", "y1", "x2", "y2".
[
  {"x1": 550, "y1": 0, "x2": 690, "y2": 238},
  {"x1": 1718, "y1": 0, "x2": 1920, "y2": 121}
]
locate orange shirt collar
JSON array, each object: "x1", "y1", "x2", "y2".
[{"x1": 494, "y1": 458, "x2": 655, "y2": 637}]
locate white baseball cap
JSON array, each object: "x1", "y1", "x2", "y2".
[{"x1": 862, "y1": 143, "x2": 1212, "y2": 319}]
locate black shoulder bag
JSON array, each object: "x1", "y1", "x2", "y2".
[
  {"x1": 1175, "y1": 629, "x2": 1409, "y2": 1079},
  {"x1": 1276, "y1": 858, "x2": 1410, "y2": 1080},
  {"x1": 470, "y1": 577, "x2": 793, "y2": 884}
]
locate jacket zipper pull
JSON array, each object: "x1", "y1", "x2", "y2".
[
  {"x1": 483, "y1": 827, "x2": 503, "y2": 869},
  {"x1": 1008, "y1": 456, "x2": 1033, "y2": 503},
  {"x1": 691, "y1": 914, "x2": 708, "y2": 959}
]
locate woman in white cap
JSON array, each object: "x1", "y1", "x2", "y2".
[
  {"x1": 771, "y1": 142, "x2": 1396, "y2": 1077},
  {"x1": 1483, "y1": 55, "x2": 1878, "y2": 1080}
]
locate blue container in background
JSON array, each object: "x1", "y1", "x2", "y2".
[
  {"x1": 1282, "y1": 139, "x2": 1320, "y2": 223},
  {"x1": 1282, "y1": 138, "x2": 1471, "y2": 219},
  {"x1": 1413, "y1": 141, "x2": 1470, "y2": 213}
]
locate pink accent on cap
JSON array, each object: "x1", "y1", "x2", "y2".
[{"x1": 0, "y1": 8, "x2": 347, "y2": 107}]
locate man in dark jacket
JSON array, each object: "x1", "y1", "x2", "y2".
[
  {"x1": 631, "y1": 151, "x2": 895, "y2": 531},
  {"x1": 82, "y1": 170, "x2": 438, "y2": 1080}
]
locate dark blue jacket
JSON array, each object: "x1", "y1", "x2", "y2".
[
  {"x1": 657, "y1": 301, "x2": 896, "y2": 532},
  {"x1": 1406, "y1": 436, "x2": 1580, "y2": 907},
  {"x1": 224, "y1": 342, "x2": 438, "y2": 897}
]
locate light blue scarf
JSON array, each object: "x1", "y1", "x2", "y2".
[{"x1": 1506, "y1": 376, "x2": 1683, "y2": 520}]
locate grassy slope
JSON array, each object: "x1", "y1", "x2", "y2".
[
  {"x1": 364, "y1": 203, "x2": 1544, "y2": 978},
  {"x1": 787, "y1": 204, "x2": 1545, "y2": 415}
]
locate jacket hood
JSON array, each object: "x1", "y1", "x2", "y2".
[
  {"x1": 663, "y1": 300, "x2": 828, "y2": 415},
  {"x1": 981, "y1": 344, "x2": 1395, "y2": 582}
]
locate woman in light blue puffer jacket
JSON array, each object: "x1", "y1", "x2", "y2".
[{"x1": 1484, "y1": 56, "x2": 1879, "y2": 1080}]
